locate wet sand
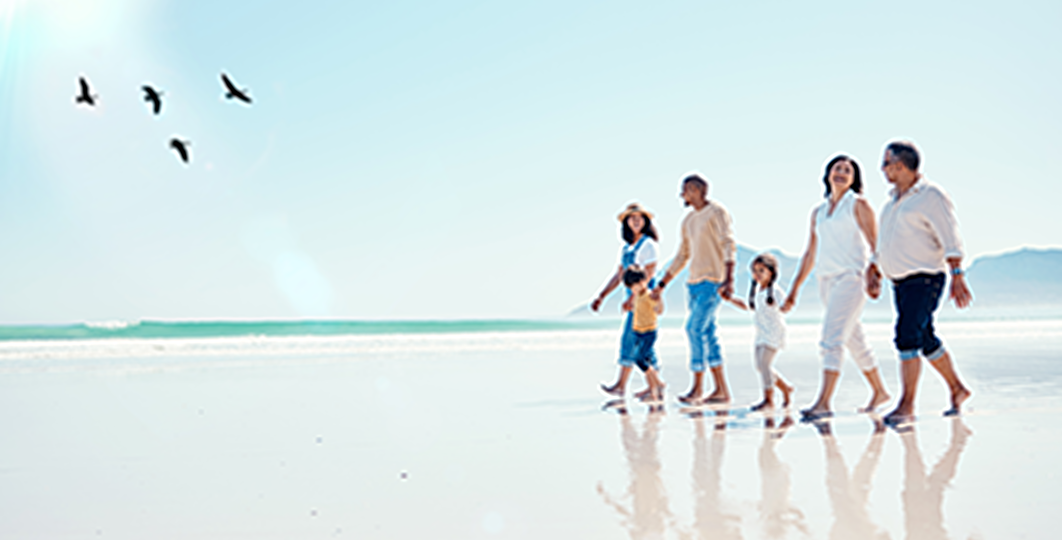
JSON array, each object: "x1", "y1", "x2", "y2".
[{"x1": 1, "y1": 320, "x2": 1060, "y2": 538}]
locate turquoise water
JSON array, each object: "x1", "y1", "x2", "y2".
[
  {"x1": 0, "y1": 319, "x2": 623, "y2": 342},
  {"x1": 3, "y1": 305, "x2": 1058, "y2": 342}
]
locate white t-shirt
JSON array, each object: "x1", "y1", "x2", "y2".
[
  {"x1": 617, "y1": 238, "x2": 658, "y2": 269},
  {"x1": 752, "y1": 283, "x2": 786, "y2": 349}
]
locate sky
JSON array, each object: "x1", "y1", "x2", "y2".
[{"x1": 1, "y1": 0, "x2": 1060, "y2": 323}]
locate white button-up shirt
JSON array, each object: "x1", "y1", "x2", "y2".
[{"x1": 875, "y1": 178, "x2": 964, "y2": 280}]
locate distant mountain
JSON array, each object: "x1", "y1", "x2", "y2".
[
  {"x1": 966, "y1": 248, "x2": 1062, "y2": 306},
  {"x1": 568, "y1": 246, "x2": 1062, "y2": 317}
]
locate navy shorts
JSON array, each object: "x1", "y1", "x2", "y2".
[{"x1": 892, "y1": 272, "x2": 947, "y2": 361}]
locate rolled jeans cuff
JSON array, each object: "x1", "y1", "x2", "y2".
[
  {"x1": 899, "y1": 349, "x2": 921, "y2": 361},
  {"x1": 925, "y1": 345, "x2": 947, "y2": 361}
]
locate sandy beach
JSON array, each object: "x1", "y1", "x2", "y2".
[{"x1": 1, "y1": 319, "x2": 1060, "y2": 539}]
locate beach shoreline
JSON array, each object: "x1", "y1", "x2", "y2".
[{"x1": 1, "y1": 319, "x2": 1060, "y2": 538}]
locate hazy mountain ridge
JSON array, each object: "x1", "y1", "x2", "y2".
[{"x1": 569, "y1": 246, "x2": 1062, "y2": 317}]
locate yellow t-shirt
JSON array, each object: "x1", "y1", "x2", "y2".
[{"x1": 631, "y1": 290, "x2": 659, "y2": 333}]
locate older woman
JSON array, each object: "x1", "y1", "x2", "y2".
[
  {"x1": 782, "y1": 155, "x2": 890, "y2": 420},
  {"x1": 593, "y1": 203, "x2": 660, "y2": 398}
]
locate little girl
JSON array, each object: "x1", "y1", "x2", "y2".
[{"x1": 725, "y1": 253, "x2": 794, "y2": 411}]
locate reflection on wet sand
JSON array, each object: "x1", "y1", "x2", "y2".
[
  {"x1": 899, "y1": 418, "x2": 972, "y2": 540},
  {"x1": 597, "y1": 405, "x2": 973, "y2": 539},
  {"x1": 759, "y1": 416, "x2": 808, "y2": 539},
  {"x1": 597, "y1": 409, "x2": 674, "y2": 539},
  {"x1": 814, "y1": 419, "x2": 891, "y2": 540},
  {"x1": 690, "y1": 410, "x2": 743, "y2": 539}
]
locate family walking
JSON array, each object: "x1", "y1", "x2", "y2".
[{"x1": 591, "y1": 140, "x2": 972, "y2": 424}]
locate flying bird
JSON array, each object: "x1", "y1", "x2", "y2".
[
  {"x1": 142, "y1": 84, "x2": 164, "y2": 115},
  {"x1": 169, "y1": 137, "x2": 191, "y2": 164},
  {"x1": 220, "y1": 72, "x2": 252, "y2": 104},
  {"x1": 75, "y1": 76, "x2": 97, "y2": 106}
]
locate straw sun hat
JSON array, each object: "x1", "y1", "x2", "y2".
[{"x1": 617, "y1": 202, "x2": 654, "y2": 222}]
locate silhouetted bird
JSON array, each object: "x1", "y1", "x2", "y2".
[
  {"x1": 220, "y1": 72, "x2": 252, "y2": 104},
  {"x1": 169, "y1": 138, "x2": 191, "y2": 164},
  {"x1": 142, "y1": 85, "x2": 163, "y2": 115},
  {"x1": 75, "y1": 76, "x2": 97, "y2": 106}
]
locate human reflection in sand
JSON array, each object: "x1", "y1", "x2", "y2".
[
  {"x1": 898, "y1": 418, "x2": 972, "y2": 540},
  {"x1": 813, "y1": 418, "x2": 891, "y2": 540},
  {"x1": 597, "y1": 407, "x2": 675, "y2": 539},
  {"x1": 688, "y1": 409, "x2": 743, "y2": 539},
  {"x1": 758, "y1": 415, "x2": 809, "y2": 539}
]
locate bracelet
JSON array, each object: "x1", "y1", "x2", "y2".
[{"x1": 950, "y1": 267, "x2": 964, "y2": 276}]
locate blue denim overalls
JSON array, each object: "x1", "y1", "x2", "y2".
[{"x1": 618, "y1": 236, "x2": 655, "y2": 369}]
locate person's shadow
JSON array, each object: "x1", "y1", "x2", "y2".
[
  {"x1": 687, "y1": 409, "x2": 743, "y2": 540},
  {"x1": 758, "y1": 415, "x2": 809, "y2": 539},
  {"x1": 597, "y1": 408, "x2": 674, "y2": 539},
  {"x1": 813, "y1": 419, "x2": 892, "y2": 540},
  {"x1": 897, "y1": 417, "x2": 973, "y2": 540}
]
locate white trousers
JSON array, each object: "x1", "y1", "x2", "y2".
[
  {"x1": 818, "y1": 271, "x2": 876, "y2": 373},
  {"x1": 754, "y1": 344, "x2": 781, "y2": 389}
]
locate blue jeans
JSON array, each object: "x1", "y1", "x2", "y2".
[
  {"x1": 892, "y1": 272, "x2": 947, "y2": 361},
  {"x1": 686, "y1": 281, "x2": 724, "y2": 372},
  {"x1": 617, "y1": 312, "x2": 636, "y2": 367},
  {"x1": 630, "y1": 330, "x2": 658, "y2": 372}
]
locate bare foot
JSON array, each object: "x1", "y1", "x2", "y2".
[
  {"x1": 883, "y1": 406, "x2": 915, "y2": 426},
  {"x1": 600, "y1": 382, "x2": 624, "y2": 397},
  {"x1": 750, "y1": 400, "x2": 773, "y2": 412},
  {"x1": 945, "y1": 386, "x2": 972, "y2": 416},
  {"x1": 639, "y1": 385, "x2": 666, "y2": 403},
  {"x1": 633, "y1": 387, "x2": 651, "y2": 401},
  {"x1": 859, "y1": 391, "x2": 891, "y2": 413},
  {"x1": 699, "y1": 391, "x2": 730, "y2": 404},
  {"x1": 777, "y1": 382, "x2": 794, "y2": 408},
  {"x1": 678, "y1": 388, "x2": 702, "y2": 404},
  {"x1": 696, "y1": 393, "x2": 730, "y2": 403},
  {"x1": 800, "y1": 405, "x2": 833, "y2": 422}
]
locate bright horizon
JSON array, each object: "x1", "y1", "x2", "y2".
[{"x1": 2, "y1": 0, "x2": 1060, "y2": 324}]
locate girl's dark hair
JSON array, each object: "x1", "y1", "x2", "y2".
[
  {"x1": 822, "y1": 155, "x2": 863, "y2": 197},
  {"x1": 748, "y1": 253, "x2": 780, "y2": 309},
  {"x1": 622, "y1": 213, "x2": 659, "y2": 245},
  {"x1": 623, "y1": 266, "x2": 647, "y2": 287}
]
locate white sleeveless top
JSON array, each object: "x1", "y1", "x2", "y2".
[{"x1": 814, "y1": 190, "x2": 868, "y2": 277}]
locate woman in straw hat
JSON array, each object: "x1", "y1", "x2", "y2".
[{"x1": 592, "y1": 202, "x2": 661, "y2": 399}]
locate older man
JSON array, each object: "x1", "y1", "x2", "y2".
[
  {"x1": 866, "y1": 140, "x2": 972, "y2": 425},
  {"x1": 653, "y1": 173, "x2": 736, "y2": 404}
]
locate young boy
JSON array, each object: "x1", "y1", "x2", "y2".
[{"x1": 624, "y1": 265, "x2": 666, "y2": 402}]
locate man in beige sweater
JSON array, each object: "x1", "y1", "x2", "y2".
[{"x1": 653, "y1": 173, "x2": 736, "y2": 403}]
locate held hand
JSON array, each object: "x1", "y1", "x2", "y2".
[
  {"x1": 865, "y1": 265, "x2": 882, "y2": 300},
  {"x1": 950, "y1": 275, "x2": 972, "y2": 309},
  {"x1": 650, "y1": 286, "x2": 663, "y2": 302},
  {"x1": 780, "y1": 294, "x2": 796, "y2": 314},
  {"x1": 621, "y1": 297, "x2": 633, "y2": 312},
  {"x1": 719, "y1": 279, "x2": 734, "y2": 301}
]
